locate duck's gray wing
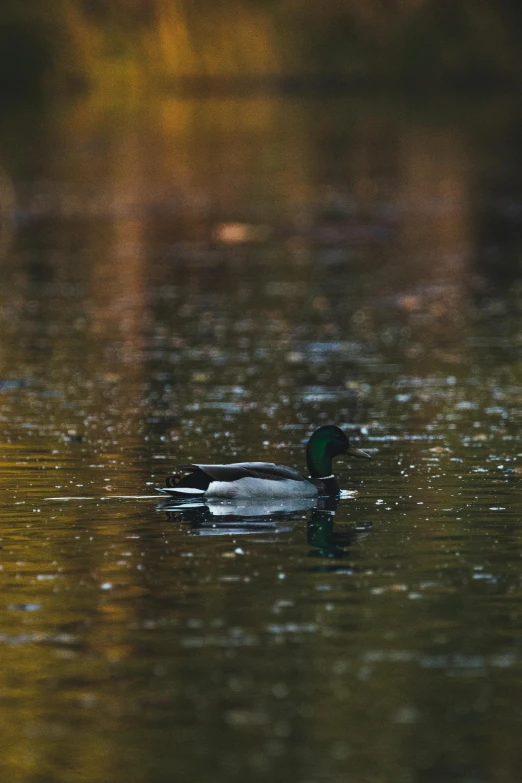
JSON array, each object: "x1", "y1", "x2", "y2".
[
  {"x1": 178, "y1": 462, "x2": 306, "y2": 482},
  {"x1": 229, "y1": 462, "x2": 307, "y2": 481},
  {"x1": 177, "y1": 464, "x2": 253, "y2": 482}
]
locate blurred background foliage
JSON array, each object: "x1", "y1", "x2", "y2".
[{"x1": 2, "y1": 0, "x2": 522, "y2": 100}]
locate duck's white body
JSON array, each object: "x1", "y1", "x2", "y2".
[
  {"x1": 158, "y1": 475, "x2": 318, "y2": 500},
  {"x1": 207, "y1": 477, "x2": 318, "y2": 499}
]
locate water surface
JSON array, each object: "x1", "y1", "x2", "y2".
[{"x1": 0, "y1": 94, "x2": 522, "y2": 783}]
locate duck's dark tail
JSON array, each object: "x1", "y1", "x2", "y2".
[{"x1": 161, "y1": 467, "x2": 211, "y2": 496}]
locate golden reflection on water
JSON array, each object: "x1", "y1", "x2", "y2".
[{"x1": 0, "y1": 94, "x2": 521, "y2": 782}]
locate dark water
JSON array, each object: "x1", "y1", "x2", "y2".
[{"x1": 1, "y1": 94, "x2": 522, "y2": 783}]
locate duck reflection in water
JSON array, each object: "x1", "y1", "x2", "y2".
[
  {"x1": 160, "y1": 496, "x2": 317, "y2": 536},
  {"x1": 159, "y1": 496, "x2": 371, "y2": 557},
  {"x1": 307, "y1": 497, "x2": 371, "y2": 560}
]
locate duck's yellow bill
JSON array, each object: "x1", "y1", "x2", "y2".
[{"x1": 346, "y1": 446, "x2": 372, "y2": 459}]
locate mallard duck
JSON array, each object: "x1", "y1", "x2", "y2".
[{"x1": 156, "y1": 425, "x2": 371, "y2": 500}]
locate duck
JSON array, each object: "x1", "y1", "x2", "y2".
[{"x1": 156, "y1": 424, "x2": 371, "y2": 500}]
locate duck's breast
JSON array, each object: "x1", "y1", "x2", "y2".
[{"x1": 206, "y1": 477, "x2": 318, "y2": 499}]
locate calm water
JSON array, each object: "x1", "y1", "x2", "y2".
[{"x1": 0, "y1": 94, "x2": 522, "y2": 783}]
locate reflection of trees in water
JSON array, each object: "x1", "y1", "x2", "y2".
[
  {"x1": 3, "y1": 96, "x2": 522, "y2": 383},
  {"x1": 473, "y1": 118, "x2": 522, "y2": 288},
  {"x1": 4, "y1": 95, "x2": 522, "y2": 447},
  {"x1": 0, "y1": 166, "x2": 15, "y2": 264},
  {"x1": 1, "y1": 95, "x2": 522, "y2": 438},
  {"x1": 2, "y1": 94, "x2": 522, "y2": 783}
]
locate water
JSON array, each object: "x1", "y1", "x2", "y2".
[{"x1": 0, "y1": 94, "x2": 522, "y2": 782}]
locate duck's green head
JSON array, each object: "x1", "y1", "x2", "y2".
[{"x1": 306, "y1": 425, "x2": 371, "y2": 479}]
